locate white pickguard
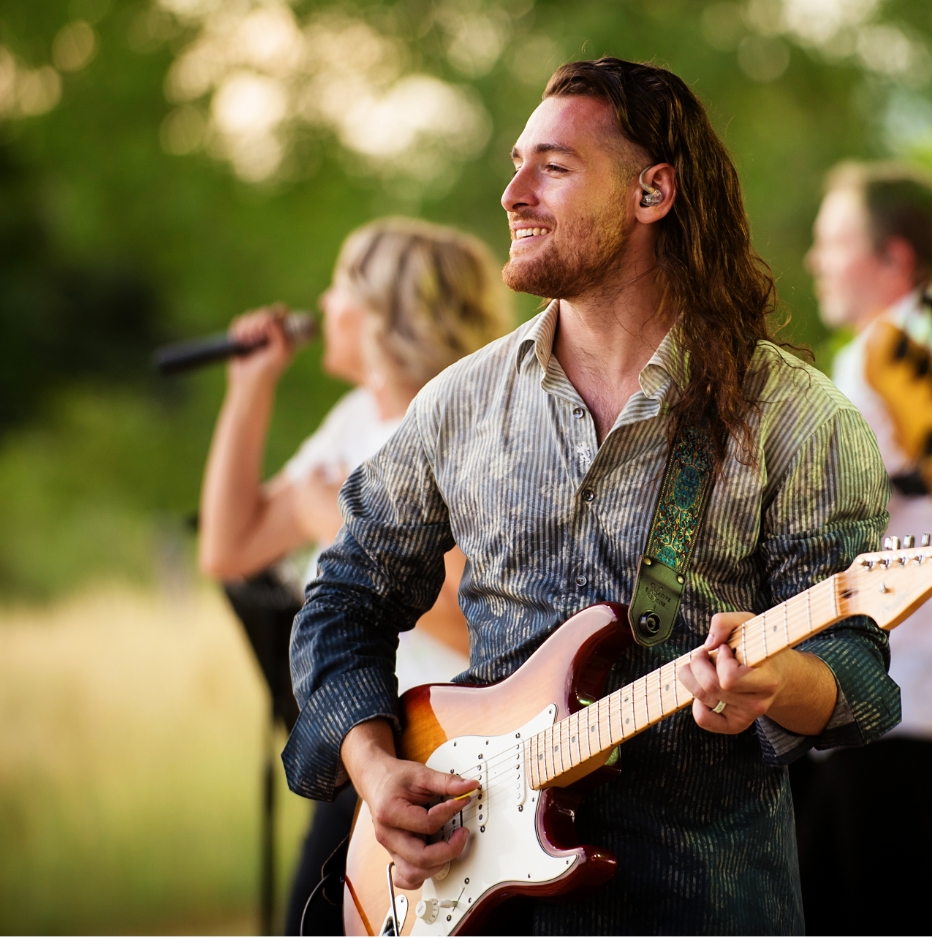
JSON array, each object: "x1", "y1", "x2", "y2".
[{"x1": 411, "y1": 705, "x2": 575, "y2": 936}]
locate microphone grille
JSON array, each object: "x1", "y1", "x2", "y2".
[{"x1": 283, "y1": 311, "x2": 319, "y2": 346}]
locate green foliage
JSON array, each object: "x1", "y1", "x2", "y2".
[{"x1": 0, "y1": 0, "x2": 930, "y2": 598}]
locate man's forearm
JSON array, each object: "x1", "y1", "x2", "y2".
[{"x1": 766, "y1": 649, "x2": 837, "y2": 736}]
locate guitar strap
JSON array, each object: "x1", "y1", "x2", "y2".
[{"x1": 629, "y1": 422, "x2": 715, "y2": 647}]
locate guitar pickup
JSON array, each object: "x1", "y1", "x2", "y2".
[{"x1": 513, "y1": 743, "x2": 526, "y2": 806}]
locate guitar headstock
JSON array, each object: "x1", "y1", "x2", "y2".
[{"x1": 839, "y1": 535, "x2": 932, "y2": 630}]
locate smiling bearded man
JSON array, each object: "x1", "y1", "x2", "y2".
[{"x1": 283, "y1": 58, "x2": 899, "y2": 935}]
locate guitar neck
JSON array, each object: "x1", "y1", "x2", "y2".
[{"x1": 527, "y1": 576, "x2": 843, "y2": 790}]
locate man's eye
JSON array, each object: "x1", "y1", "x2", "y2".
[{"x1": 546, "y1": 163, "x2": 567, "y2": 173}]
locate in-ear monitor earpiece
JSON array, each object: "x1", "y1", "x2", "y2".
[{"x1": 639, "y1": 166, "x2": 663, "y2": 207}]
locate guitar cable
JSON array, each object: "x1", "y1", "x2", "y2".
[{"x1": 299, "y1": 870, "x2": 341, "y2": 937}]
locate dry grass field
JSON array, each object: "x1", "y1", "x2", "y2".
[{"x1": 0, "y1": 582, "x2": 311, "y2": 935}]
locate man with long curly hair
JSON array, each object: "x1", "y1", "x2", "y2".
[{"x1": 284, "y1": 59, "x2": 900, "y2": 934}]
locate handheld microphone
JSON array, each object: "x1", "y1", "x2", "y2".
[{"x1": 153, "y1": 312, "x2": 319, "y2": 375}]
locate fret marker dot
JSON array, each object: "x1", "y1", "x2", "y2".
[{"x1": 625, "y1": 718, "x2": 630, "y2": 724}]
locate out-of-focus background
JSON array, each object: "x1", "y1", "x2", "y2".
[{"x1": 1, "y1": 0, "x2": 931, "y2": 933}]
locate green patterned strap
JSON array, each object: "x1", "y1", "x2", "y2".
[{"x1": 629, "y1": 423, "x2": 714, "y2": 647}]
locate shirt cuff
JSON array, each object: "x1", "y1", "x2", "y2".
[
  {"x1": 755, "y1": 618, "x2": 902, "y2": 766},
  {"x1": 281, "y1": 666, "x2": 400, "y2": 801},
  {"x1": 756, "y1": 684, "x2": 857, "y2": 765}
]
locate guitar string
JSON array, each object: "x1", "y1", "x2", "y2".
[
  {"x1": 429, "y1": 580, "x2": 840, "y2": 828},
  {"x1": 429, "y1": 567, "x2": 899, "y2": 847},
  {"x1": 441, "y1": 608, "x2": 794, "y2": 799}
]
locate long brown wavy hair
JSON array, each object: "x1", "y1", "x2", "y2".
[{"x1": 545, "y1": 58, "x2": 780, "y2": 467}]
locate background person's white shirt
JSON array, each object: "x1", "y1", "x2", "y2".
[
  {"x1": 283, "y1": 386, "x2": 469, "y2": 691},
  {"x1": 832, "y1": 291, "x2": 932, "y2": 739}
]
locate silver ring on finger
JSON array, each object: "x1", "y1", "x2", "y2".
[{"x1": 712, "y1": 699, "x2": 727, "y2": 714}]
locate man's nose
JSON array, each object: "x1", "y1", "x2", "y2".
[{"x1": 502, "y1": 165, "x2": 538, "y2": 213}]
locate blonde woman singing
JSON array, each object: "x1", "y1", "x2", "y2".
[{"x1": 198, "y1": 217, "x2": 511, "y2": 934}]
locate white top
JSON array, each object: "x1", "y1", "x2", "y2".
[
  {"x1": 283, "y1": 386, "x2": 469, "y2": 691},
  {"x1": 832, "y1": 291, "x2": 932, "y2": 739}
]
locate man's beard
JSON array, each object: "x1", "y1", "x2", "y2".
[{"x1": 502, "y1": 205, "x2": 629, "y2": 299}]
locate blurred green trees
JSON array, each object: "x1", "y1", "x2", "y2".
[{"x1": 0, "y1": 0, "x2": 931, "y2": 599}]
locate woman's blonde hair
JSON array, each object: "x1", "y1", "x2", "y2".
[{"x1": 333, "y1": 217, "x2": 512, "y2": 387}]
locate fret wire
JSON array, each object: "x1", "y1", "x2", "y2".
[
  {"x1": 632, "y1": 678, "x2": 648, "y2": 732},
  {"x1": 657, "y1": 665, "x2": 667, "y2": 715},
  {"x1": 551, "y1": 722, "x2": 562, "y2": 779},
  {"x1": 579, "y1": 705, "x2": 592, "y2": 762},
  {"x1": 560, "y1": 713, "x2": 572, "y2": 772},
  {"x1": 568, "y1": 712, "x2": 580, "y2": 769},
  {"x1": 600, "y1": 696, "x2": 612, "y2": 749},
  {"x1": 620, "y1": 687, "x2": 634, "y2": 743},
  {"x1": 548, "y1": 722, "x2": 559, "y2": 782},
  {"x1": 608, "y1": 691, "x2": 622, "y2": 743},
  {"x1": 652, "y1": 668, "x2": 666, "y2": 721},
  {"x1": 660, "y1": 662, "x2": 676, "y2": 714}
]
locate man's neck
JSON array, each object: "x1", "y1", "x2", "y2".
[
  {"x1": 852, "y1": 287, "x2": 917, "y2": 334},
  {"x1": 552, "y1": 258, "x2": 675, "y2": 444}
]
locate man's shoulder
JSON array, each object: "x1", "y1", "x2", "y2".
[{"x1": 748, "y1": 340, "x2": 856, "y2": 420}]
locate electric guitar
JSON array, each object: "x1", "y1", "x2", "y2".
[
  {"x1": 865, "y1": 320, "x2": 932, "y2": 491},
  {"x1": 343, "y1": 537, "x2": 932, "y2": 936}
]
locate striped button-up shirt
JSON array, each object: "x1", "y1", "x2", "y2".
[{"x1": 284, "y1": 301, "x2": 900, "y2": 934}]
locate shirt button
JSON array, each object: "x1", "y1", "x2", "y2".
[
  {"x1": 583, "y1": 489, "x2": 595, "y2": 502},
  {"x1": 575, "y1": 575, "x2": 588, "y2": 587},
  {"x1": 572, "y1": 407, "x2": 585, "y2": 418}
]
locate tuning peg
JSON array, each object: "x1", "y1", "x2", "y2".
[
  {"x1": 924, "y1": 534, "x2": 931, "y2": 548},
  {"x1": 905, "y1": 535, "x2": 916, "y2": 548},
  {"x1": 885, "y1": 536, "x2": 900, "y2": 550}
]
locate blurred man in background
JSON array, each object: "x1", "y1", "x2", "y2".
[{"x1": 799, "y1": 161, "x2": 932, "y2": 935}]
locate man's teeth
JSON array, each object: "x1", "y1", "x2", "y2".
[{"x1": 515, "y1": 228, "x2": 550, "y2": 239}]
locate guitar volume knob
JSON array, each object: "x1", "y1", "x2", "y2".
[{"x1": 416, "y1": 898, "x2": 440, "y2": 924}]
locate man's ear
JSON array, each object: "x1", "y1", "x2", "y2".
[
  {"x1": 880, "y1": 235, "x2": 919, "y2": 282},
  {"x1": 633, "y1": 163, "x2": 676, "y2": 224}
]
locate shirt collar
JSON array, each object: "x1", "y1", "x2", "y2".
[
  {"x1": 514, "y1": 300, "x2": 686, "y2": 400},
  {"x1": 514, "y1": 300, "x2": 560, "y2": 374}
]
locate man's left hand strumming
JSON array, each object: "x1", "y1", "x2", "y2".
[{"x1": 680, "y1": 611, "x2": 838, "y2": 736}]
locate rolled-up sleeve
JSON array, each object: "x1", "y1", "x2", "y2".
[
  {"x1": 755, "y1": 406, "x2": 901, "y2": 765},
  {"x1": 282, "y1": 401, "x2": 454, "y2": 801}
]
